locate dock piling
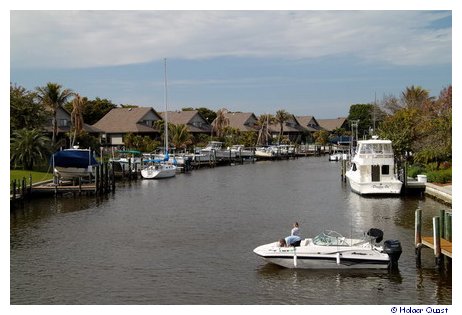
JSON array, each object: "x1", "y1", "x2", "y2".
[{"x1": 415, "y1": 208, "x2": 422, "y2": 267}]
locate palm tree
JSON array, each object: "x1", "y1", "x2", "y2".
[
  {"x1": 212, "y1": 108, "x2": 230, "y2": 138},
  {"x1": 35, "y1": 82, "x2": 73, "y2": 146},
  {"x1": 169, "y1": 124, "x2": 192, "y2": 151},
  {"x1": 401, "y1": 85, "x2": 432, "y2": 109},
  {"x1": 275, "y1": 109, "x2": 291, "y2": 143},
  {"x1": 70, "y1": 93, "x2": 85, "y2": 147},
  {"x1": 11, "y1": 129, "x2": 51, "y2": 170},
  {"x1": 256, "y1": 114, "x2": 275, "y2": 145}
]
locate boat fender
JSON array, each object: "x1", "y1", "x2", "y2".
[
  {"x1": 293, "y1": 248, "x2": 297, "y2": 268},
  {"x1": 336, "y1": 252, "x2": 341, "y2": 265}
]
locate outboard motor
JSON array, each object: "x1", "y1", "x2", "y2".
[
  {"x1": 383, "y1": 240, "x2": 402, "y2": 270},
  {"x1": 367, "y1": 228, "x2": 384, "y2": 243}
]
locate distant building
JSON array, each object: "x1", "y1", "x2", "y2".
[
  {"x1": 220, "y1": 112, "x2": 259, "y2": 132},
  {"x1": 317, "y1": 117, "x2": 348, "y2": 132},
  {"x1": 92, "y1": 107, "x2": 163, "y2": 145},
  {"x1": 159, "y1": 110, "x2": 212, "y2": 136}
]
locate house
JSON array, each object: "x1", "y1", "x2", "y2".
[
  {"x1": 317, "y1": 117, "x2": 348, "y2": 132},
  {"x1": 221, "y1": 112, "x2": 259, "y2": 132},
  {"x1": 43, "y1": 106, "x2": 101, "y2": 139},
  {"x1": 268, "y1": 114, "x2": 306, "y2": 143},
  {"x1": 295, "y1": 116, "x2": 323, "y2": 132},
  {"x1": 92, "y1": 107, "x2": 163, "y2": 145},
  {"x1": 159, "y1": 110, "x2": 212, "y2": 136}
]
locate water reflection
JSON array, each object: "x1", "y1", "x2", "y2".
[{"x1": 10, "y1": 157, "x2": 452, "y2": 304}]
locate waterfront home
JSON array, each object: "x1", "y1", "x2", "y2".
[
  {"x1": 221, "y1": 112, "x2": 260, "y2": 132},
  {"x1": 317, "y1": 117, "x2": 349, "y2": 132},
  {"x1": 159, "y1": 110, "x2": 212, "y2": 138},
  {"x1": 43, "y1": 105, "x2": 101, "y2": 143},
  {"x1": 92, "y1": 107, "x2": 163, "y2": 145}
]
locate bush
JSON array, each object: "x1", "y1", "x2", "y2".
[
  {"x1": 425, "y1": 168, "x2": 452, "y2": 184},
  {"x1": 407, "y1": 164, "x2": 425, "y2": 178}
]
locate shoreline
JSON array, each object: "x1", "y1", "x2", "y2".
[{"x1": 425, "y1": 183, "x2": 452, "y2": 206}]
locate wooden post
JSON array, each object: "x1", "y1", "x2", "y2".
[
  {"x1": 415, "y1": 208, "x2": 422, "y2": 267},
  {"x1": 439, "y1": 209, "x2": 445, "y2": 239},
  {"x1": 95, "y1": 165, "x2": 99, "y2": 194},
  {"x1": 445, "y1": 212, "x2": 452, "y2": 242},
  {"x1": 12, "y1": 179, "x2": 16, "y2": 200},
  {"x1": 111, "y1": 161, "x2": 116, "y2": 192},
  {"x1": 78, "y1": 177, "x2": 82, "y2": 195},
  {"x1": 433, "y1": 216, "x2": 442, "y2": 268}
]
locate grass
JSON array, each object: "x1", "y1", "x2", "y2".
[{"x1": 10, "y1": 170, "x2": 54, "y2": 185}]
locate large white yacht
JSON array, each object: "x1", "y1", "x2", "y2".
[{"x1": 346, "y1": 138, "x2": 402, "y2": 195}]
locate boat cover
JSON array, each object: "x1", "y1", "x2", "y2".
[{"x1": 51, "y1": 150, "x2": 98, "y2": 168}]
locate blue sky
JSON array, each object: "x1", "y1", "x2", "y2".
[{"x1": 9, "y1": 10, "x2": 452, "y2": 118}]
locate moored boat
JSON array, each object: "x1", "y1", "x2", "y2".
[
  {"x1": 51, "y1": 148, "x2": 98, "y2": 179},
  {"x1": 345, "y1": 138, "x2": 402, "y2": 195}
]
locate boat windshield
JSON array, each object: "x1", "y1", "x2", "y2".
[
  {"x1": 313, "y1": 230, "x2": 348, "y2": 246},
  {"x1": 359, "y1": 143, "x2": 393, "y2": 155}
]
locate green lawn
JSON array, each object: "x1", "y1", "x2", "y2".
[{"x1": 10, "y1": 170, "x2": 53, "y2": 185}]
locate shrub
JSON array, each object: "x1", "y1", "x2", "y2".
[
  {"x1": 425, "y1": 168, "x2": 452, "y2": 184},
  {"x1": 407, "y1": 164, "x2": 425, "y2": 178}
]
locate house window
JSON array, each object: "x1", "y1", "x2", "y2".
[
  {"x1": 58, "y1": 119, "x2": 69, "y2": 127},
  {"x1": 193, "y1": 121, "x2": 203, "y2": 128},
  {"x1": 143, "y1": 120, "x2": 154, "y2": 126},
  {"x1": 382, "y1": 165, "x2": 390, "y2": 175}
]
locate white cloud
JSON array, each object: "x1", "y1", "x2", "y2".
[{"x1": 10, "y1": 10, "x2": 451, "y2": 69}]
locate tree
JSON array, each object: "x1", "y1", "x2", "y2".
[
  {"x1": 10, "y1": 129, "x2": 51, "y2": 170},
  {"x1": 212, "y1": 108, "x2": 230, "y2": 138},
  {"x1": 35, "y1": 82, "x2": 73, "y2": 145},
  {"x1": 70, "y1": 94, "x2": 85, "y2": 147},
  {"x1": 313, "y1": 130, "x2": 329, "y2": 145},
  {"x1": 10, "y1": 84, "x2": 47, "y2": 132},
  {"x1": 401, "y1": 85, "x2": 433, "y2": 109},
  {"x1": 347, "y1": 104, "x2": 375, "y2": 138},
  {"x1": 413, "y1": 85, "x2": 452, "y2": 168},
  {"x1": 378, "y1": 107, "x2": 421, "y2": 160},
  {"x1": 169, "y1": 124, "x2": 192, "y2": 151},
  {"x1": 274, "y1": 109, "x2": 291, "y2": 143},
  {"x1": 81, "y1": 97, "x2": 117, "y2": 125},
  {"x1": 256, "y1": 114, "x2": 275, "y2": 145}
]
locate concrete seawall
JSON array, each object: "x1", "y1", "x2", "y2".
[{"x1": 425, "y1": 183, "x2": 452, "y2": 205}]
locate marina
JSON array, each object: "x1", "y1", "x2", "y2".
[{"x1": 10, "y1": 156, "x2": 452, "y2": 305}]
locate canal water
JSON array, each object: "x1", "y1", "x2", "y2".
[{"x1": 10, "y1": 157, "x2": 452, "y2": 305}]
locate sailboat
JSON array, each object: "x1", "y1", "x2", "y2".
[{"x1": 141, "y1": 59, "x2": 177, "y2": 179}]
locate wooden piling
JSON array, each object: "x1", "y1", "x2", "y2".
[
  {"x1": 433, "y1": 216, "x2": 443, "y2": 268},
  {"x1": 415, "y1": 208, "x2": 422, "y2": 267},
  {"x1": 445, "y1": 212, "x2": 452, "y2": 242},
  {"x1": 439, "y1": 209, "x2": 445, "y2": 239}
]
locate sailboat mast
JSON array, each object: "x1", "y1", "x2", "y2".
[{"x1": 164, "y1": 58, "x2": 168, "y2": 153}]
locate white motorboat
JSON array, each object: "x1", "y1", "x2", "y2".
[
  {"x1": 345, "y1": 138, "x2": 402, "y2": 195},
  {"x1": 253, "y1": 229, "x2": 402, "y2": 270},
  {"x1": 51, "y1": 148, "x2": 98, "y2": 179}
]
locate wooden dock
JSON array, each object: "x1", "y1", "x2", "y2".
[
  {"x1": 415, "y1": 209, "x2": 452, "y2": 268},
  {"x1": 421, "y1": 237, "x2": 452, "y2": 258}
]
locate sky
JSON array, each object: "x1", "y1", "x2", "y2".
[{"x1": 8, "y1": 8, "x2": 452, "y2": 119}]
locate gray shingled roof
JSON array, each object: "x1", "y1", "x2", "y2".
[
  {"x1": 159, "y1": 110, "x2": 212, "y2": 133},
  {"x1": 222, "y1": 112, "x2": 259, "y2": 132},
  {"x1": 92, "y1": 107, "x2": 162, "y2": 133},
  {"x1": 317, "y1": 117, "x2": 348, "y2": 131}
]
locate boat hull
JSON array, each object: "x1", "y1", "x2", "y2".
[
  {"x1": 54, "y1": 166, "x2": 95, "y2": 179},
  {"x1": 254, "y1": 241, "x2": 390, "y2": 269},
  {"x1": 141, "y1": 164, "x2": 177, "y2": 179},
  {"x1": 346, "y1": 174, "x2": 403, "y2": 195}
]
